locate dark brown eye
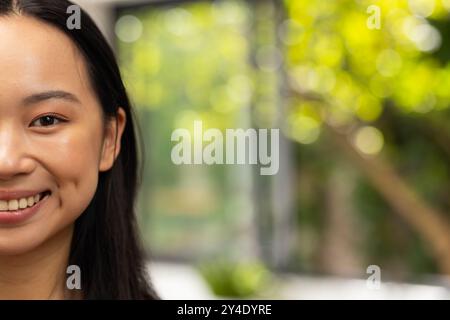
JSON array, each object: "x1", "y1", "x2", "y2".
[{"x1": 31, "y1": 115, "x2": 65, "y2": 127}]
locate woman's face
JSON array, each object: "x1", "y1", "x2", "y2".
[{"x1": 0, "y1": 16, "x2": 125, "y2": 255}]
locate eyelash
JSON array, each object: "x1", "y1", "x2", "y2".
[{"x1": 30, "y1": 113, "x2": 68, "y2": 128}]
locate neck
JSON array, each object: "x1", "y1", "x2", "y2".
[{"x1": 0, "y1": 225, "x2": 74, "y2": 300}]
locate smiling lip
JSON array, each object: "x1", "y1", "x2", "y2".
[
  {"x1": 0, "y1": 190, "x2": 46, "y2": 201},
  {"x1": 0, "y1": 191, "x2": 50, "y2": 225}
]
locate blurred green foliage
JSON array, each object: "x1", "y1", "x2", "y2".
[
  {"x1": 198, "y1": 259, "x2": 271, "y2": 298},
  {"x1": 117, "y1": 0, "x2": 450, "y2": 285},
  {"x1": 284, "y1": 0, "x2": 450, "y2": 143},
  {"x1": 285, "y1": 0, "x2": 450, "y2": 278},
  {"x1": 118, "y1": 1, "x2": 258, "y2": 261}
]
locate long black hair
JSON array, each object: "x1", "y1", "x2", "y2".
[{"x1": 0, "y1": 0, "x2": 159, "y2": 299}]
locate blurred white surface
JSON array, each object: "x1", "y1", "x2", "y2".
[
  {"x1": 277, "y1": 275, "x2": 450, "y2": 300},
  {"x1": 148, "y1": 262, "x2": 450, "y2": 300},
  {"x1": 149, "y1": 262, "x2": 215, "y2": 300}
]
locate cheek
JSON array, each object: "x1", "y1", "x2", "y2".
[{"x1": 36, "y1": 125, "x2": 103, "y2": 221}]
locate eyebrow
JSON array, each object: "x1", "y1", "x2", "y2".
[{"x1": 22, "y1": 90, "x2": 81, "y2": 106}]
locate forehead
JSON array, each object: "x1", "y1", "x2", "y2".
[{"x1": 0, "y1": 15, "x2": 91, "y2": 100}]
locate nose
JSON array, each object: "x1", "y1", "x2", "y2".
[{"x1": 0, "y1": 124, "x2": 36, "y2": 180}]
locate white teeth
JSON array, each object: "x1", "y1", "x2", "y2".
[
  {"x1": 19, "y1": 198, "x2": 28, "y2": 209},
  {"x1": 8, "y1": 199, "x2": 18, "y2": 211},
  {"x1": 0, "y1": 192, "x2": 46, "y2": 211}
]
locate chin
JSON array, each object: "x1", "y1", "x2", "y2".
[{"x1": 0, "y1": 225, "x2": 53, "y2": 256}]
